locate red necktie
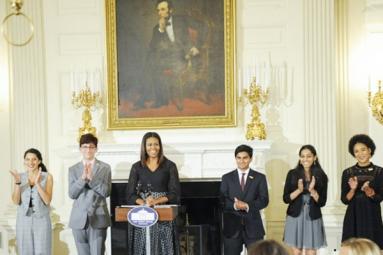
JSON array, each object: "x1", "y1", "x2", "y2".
[{"x1": 240, "y1": 173, "x2": 245, "y2": 191}]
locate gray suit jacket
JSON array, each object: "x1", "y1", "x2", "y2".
[{"x1": 68, "y1": 159, "x2": 111, "y2": 229}]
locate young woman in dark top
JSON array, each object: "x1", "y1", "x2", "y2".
[
  {"x1": 341, "y1": 134, "x2": 383, "y2": 249},
  {"x1": 126, "y1": 132, "x2": 181, "y2": 255},
  {"x1": 283, "y1": 144, "x2": 328, "y2": 255}
]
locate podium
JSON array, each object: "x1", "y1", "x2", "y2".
[{"x1": 115, "y1": 205, "x2": 178, "y2": 222}]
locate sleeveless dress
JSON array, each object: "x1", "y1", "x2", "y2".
[{"x1": 16, "y1": 172, "x2": 52, "y2": 255}]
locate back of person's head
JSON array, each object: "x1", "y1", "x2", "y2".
[
  {"x1": 248, "y1": 239, "x2": 291, "y2": 255},
  {"x1": 234, "y1": 144, "x2": 253, "y2": 158},
  {"x1": 341, "y1": 238, "x2": 380, "y2": 255}
]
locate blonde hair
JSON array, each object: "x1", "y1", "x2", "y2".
[{"x1": 341, "y1": 238, "x2": 380, "y2": 255}]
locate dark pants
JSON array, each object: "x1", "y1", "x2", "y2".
[{"x1": 223, "y1": 228, "x2": 263, "y2": 255}]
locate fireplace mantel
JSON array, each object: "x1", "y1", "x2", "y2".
[{"x1": 89, "y1": 140, "x2": 272, "y2": 179}]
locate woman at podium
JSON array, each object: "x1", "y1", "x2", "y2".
[
  {"x1": 127, "y1": 132, "x2": 181, "y2": 255},
  {"x1": 341, "y1": 134, "x2": 383, "y2": 249}
]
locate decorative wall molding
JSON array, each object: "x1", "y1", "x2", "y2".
[
  {"x1": 58, "y1": 34, "x2": 101, "y2": 55},
  {"x1": 8, "y1": 0, "x2": 48, "y2": 171},
  {"x1": 57, "y1": 0, "x2": 99, "y2": 16},
  {"x1": 303, "y1": 0, "x2": 339, "y2": 204},
  {"x1": 244, "y1": 27, "x2": 285, "y2": 47}
]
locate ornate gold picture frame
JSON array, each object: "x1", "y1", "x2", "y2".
[{"x1": 106, "y1": 0, "x2": 236, "y2": 129}]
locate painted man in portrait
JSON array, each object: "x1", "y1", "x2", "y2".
[{"x1": 137, "y1": 0, "x2": 207, "y2": 111}]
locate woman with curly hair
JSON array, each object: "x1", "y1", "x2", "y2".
[{"x1": 341, "y1": 134, "x2": 383, "y2": 249}]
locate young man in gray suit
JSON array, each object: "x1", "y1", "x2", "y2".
[
  {"x1": 68, "y1": 133, "x2": 111, "y2": 255},
  {"x1": 220, "y1": 144, "x2": 269, "y2": 255}
]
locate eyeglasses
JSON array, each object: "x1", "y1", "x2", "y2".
[{"x1": 80, "y1": 145, "x2": 97, "y2": 150}]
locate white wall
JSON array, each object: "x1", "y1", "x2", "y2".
[
  {"x1": 0, "y1": 0, "x2": 13, "y2": 253},
  {"x1": 0, "y1": 0, "x2": 12, "y2": 213},
  {"x1": 1, "y1": 0, "x2": 382, "y2": 254},
  {"x1": 366, "y1": 0, "x2": 383, "y2": 166}
]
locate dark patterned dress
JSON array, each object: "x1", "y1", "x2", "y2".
[
  {"x1": 341, "y1": 163, "x2": 383, "y2": 249},
  {"x1": 126, "y1": 158, "x2": 181, "y2": 255}
]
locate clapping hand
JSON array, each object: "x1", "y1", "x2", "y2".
[
  {"x1": 348, "y1": 176, "x2": 358, "y2": 190},
  {"x1": 9, "y1": 170, "x2": 21, "y2": 183},
  {"x1": 34, "y1": 168, "x2": 42, "y2": 184},
  {"x1": 361, "y1": 181, "x2": 375, "y2": 198},
  {"x1": 308, "y1": 176, "x2": 316, "y2": 192},
  {"x1": 297, "y1": 179, "x2": 304, "y2": 193},
  {"x1": 81, "y1": 163, "x2": 93, "y2": 181},
  {"x1": 85, "y1": 163, "x2": 93, "y2": 181},
  {"x1": 81, "y1": 165, "x2": 87, "y2": 180},
  {"x1": 234, "y1": 197, "x2": 248, "y2": 211},
  {"x1": 145, "y1": 196, "x2": 155, "y2": 207}
]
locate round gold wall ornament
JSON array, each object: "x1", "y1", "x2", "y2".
[{"x1": 1, "y1": 0, "x2": 34, "y2": 47}]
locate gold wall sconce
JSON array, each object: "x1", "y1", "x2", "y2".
[
  {"x1": 71, "y1": 71, "x2": 102, "y2": 141},
  {"x1": 368, "y1": 80, "x2": 383, "y2": 125},
  {"x1": 1, "y1": 0, "x2": 34, "y2": 47},
  {"x1": 242, "y1": 77, "x2": 268, "y2": 140}
]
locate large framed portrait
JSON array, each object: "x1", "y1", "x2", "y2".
[{"x1": 106, "y1": 0, "x2": 236, "y2": 129}]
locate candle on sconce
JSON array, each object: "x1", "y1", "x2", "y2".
[
  {"x1": 91, "y1": 69, "x2": 98, "y2": 92},
  {"x1": 238, "y1": 67, "x2": 242, "y2": 88},
  {"x1": 97, "y1": 68, "x2": 102, "y2": 92},
  {"x1": 255, "y1": 64, "x2": 259, "y2": 86},
  {"x1": 90, "y1": 70, "x2": 95, "y2": 91},
  {"x1": 249, "y1": 66, "x2": 254, "y2": 84},
  {"x1": 262, "y1": 64, "x2": 265, "y2": 84},
  {"x1": 70, "y1": 71, "x2": 75, "y2": 92},
  {"x1": 368, "y1": 75, "x2": 371, "y2": 92},
  {"x1": 266, "y1": 62, "x2": 271, "y2": 89},
  {"x1": 84, "y1": 71, "x2": 88, "y2": 89},
  {"x1": 86, "y1": 70, "x2": 91, "y2": 89},
  {"x1": 95, "y1": 71, "x2": 99, "y2": 92},
  {"x1": 102, "y1": 56, "x2": 107, "y2": 92}
]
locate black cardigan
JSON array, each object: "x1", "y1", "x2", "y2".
[{"x1": 283, "y1": 167, "x2": 328, "y2": 220}]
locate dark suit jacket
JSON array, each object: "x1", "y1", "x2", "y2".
[
  {"x1": 282, "y1": 167, "x2": 328, "y2": 220},
  {"x1": 220, "y1": 169, "x2": 269, "y2": 239},
  {"x1": 148, "y1": 15, "x2": 205, "y2": 73}
]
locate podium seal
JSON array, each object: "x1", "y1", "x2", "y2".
[{"x1": 127, "y1": 206, "x2": 159, "y2": 228}]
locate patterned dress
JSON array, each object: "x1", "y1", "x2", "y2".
[{"x1": 126, "y1": 158, "x2": 181, "y2": 255}]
